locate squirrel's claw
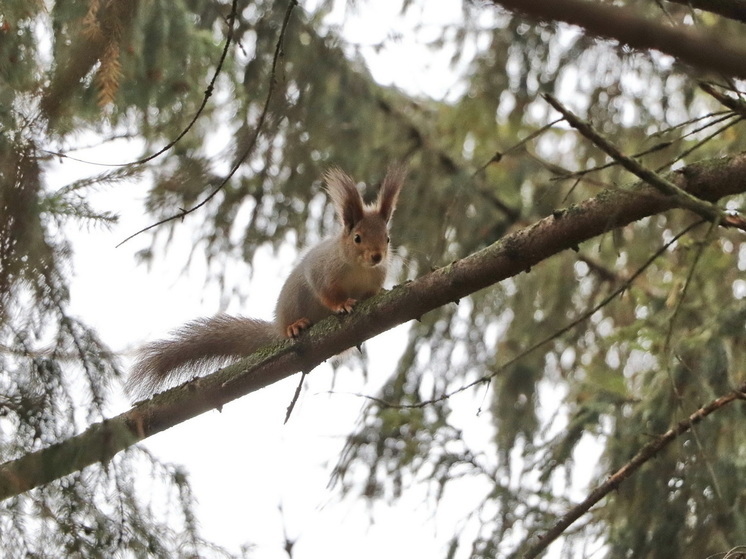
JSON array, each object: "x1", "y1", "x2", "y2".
[
  {"x1": 286, "y1": 318, "x2": 312, "y2": 338},
  {"x1": 335, "y1": 298, "x2": 357, "y2": 314}
]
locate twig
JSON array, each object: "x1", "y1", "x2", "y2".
[
  {"x1": 521, "y1": 382, "x2": 746, "y2": 559},
  {"x1": 656, "y1": 115, "x2": 743, "y2": 173},
  {"x1": 42, "y1": 0, "x2": 240, "y2": 168},
  {"x1": 549, "y1": 142, "x2": 672, "y2": 185},
  {"x1": 117, "y1": 0, "x2": 298, "y2": 247},
  {"x1": 550, "y1": 112, "x2": 738, "y2": 193},
  {"x1": 700, "y1": 82, "x2": 746, "y2": 118},
  {"x1": 664, "y1": 219, "x2": 718, "y2": 352},
  {"x1": 284, "y1": 371, "x2": 307, "y2": 424},
  {"x1": 472, "y1": 118, "x2": 563, "y2": 176},
  {"x1": 650, "y1": 109, "x2": 733, "y2": 138},
  {"x1": 543, "y1": 94, "x2": 746, "y2": 230}
]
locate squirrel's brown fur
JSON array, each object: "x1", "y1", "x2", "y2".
[{"x1": 126, "y1": 165, "x2": 406, "y2": 399}]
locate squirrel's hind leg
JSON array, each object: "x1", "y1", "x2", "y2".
[{"x1": 286, "y1": 317, "x2": 312, "y2": 338}]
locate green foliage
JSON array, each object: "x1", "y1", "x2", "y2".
[
  {"x1": 330, "y1": 5, "x2": 746, "y2": 559},
  {"x1": 0, "y1": 0, "x2": 256, "y2": 555}
]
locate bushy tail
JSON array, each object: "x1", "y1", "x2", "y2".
[{"x1": 126, "y1": 314, "x2": 281, "y2": 400}]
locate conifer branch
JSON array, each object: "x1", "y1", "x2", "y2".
[
  {"x1": 116, "y1": 0, "x2": 240, "y2": 164},
  {"x1": 43, "y1": 0, "x2": 240, "y2": 168},
  {"x1": 116, "y1": 0, "x2": 299, "y2": 247},
  {"x1": 2, "y1": 151, "x2": 746, "y2": 500},
  {"x1": 656, "y1": 114, "x2": 744, "y2": 173},
  {"x1": 521, "y1": 382, "x2": 746, "y2": 559},
  {"x1": 543, "y1": 94, "x2": 746, "y2": 230},
  {"x1": 548, "y1": 111, "x2": 738, "y2": 184}
]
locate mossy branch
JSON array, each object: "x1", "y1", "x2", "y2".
[{"x1": 1, "y1": 152, "x2": 746, "y2": 501}]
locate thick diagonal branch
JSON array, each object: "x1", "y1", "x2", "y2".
[{"x1": 1, "y1": 152, "x2": 746, "y2": 501}]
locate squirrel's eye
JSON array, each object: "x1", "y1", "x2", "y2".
[
  {"x1": 386, "y1": 235, "x2": 390, "y2": 244},
  {"x1": 354, "y1": 234, "x2": 362, "y2": 243}
]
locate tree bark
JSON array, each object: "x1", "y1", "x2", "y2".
[{"x1": 1, "y1": 153, "x2": 746, "y2": 501}]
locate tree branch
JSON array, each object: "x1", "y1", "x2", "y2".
[
  {"x1": 700, "y1": 82, "x2": 746, "y2": 118},
  {"x1": 488, "y1": 0, "x2": 746, "y2": 79},
  {"x1": 2, "y1": 152, "x2": 746, "y2": 500},
  {"x1": 543, "y1": 94, "x2": 746, "y2": 229},
  {"x1": 666, "y1": 0, "x2": 746, "y2": 24},
  {"x1": 367, "y1": 219, "x2": 702, "y2": 410},
  {"x1": 522, "y1": 382, "x2": 746, "y2": 559}
]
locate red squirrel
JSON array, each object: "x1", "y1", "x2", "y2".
[{"x1": 126, "y1": 165, "x2": 406, "y2": 398}]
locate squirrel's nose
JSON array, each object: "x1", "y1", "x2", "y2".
[{"x1": 371, "y1": 253, "x2": 382, "y2": 265}]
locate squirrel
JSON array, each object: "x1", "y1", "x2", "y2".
[{"x1": 126, "y1": 165, "x2": 406, "y2": 399}]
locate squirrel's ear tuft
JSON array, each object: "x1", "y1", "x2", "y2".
[
  {"x1": 324, "y1": 167, "x2": 364, "y2": 230},
  {"x1": 377, "y1": 164, "x2": 406, "y2": 223}
]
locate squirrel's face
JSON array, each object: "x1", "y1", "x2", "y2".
[
  {"x1": 347, "y1": 217, "x2": 390, "y2": 268},
  {"x1": 326, "y1": 164, "x2": 404, "y2": 271}
]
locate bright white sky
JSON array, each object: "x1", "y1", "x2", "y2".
[{"x1": 56, "y1": 1, "x2": 579, "y2": 557}]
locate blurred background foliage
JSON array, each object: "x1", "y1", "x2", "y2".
[{"x1": 1, "y1": 0, "x2": 745, "y2": 557}]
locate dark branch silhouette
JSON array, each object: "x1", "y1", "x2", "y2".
[{"x1": 489, "y1": 0, "x2": 746, "y2": 79}]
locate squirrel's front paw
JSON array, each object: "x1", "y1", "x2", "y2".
[{"x1": 334, "y1": 298, "x2": 357, "y2": 314}]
